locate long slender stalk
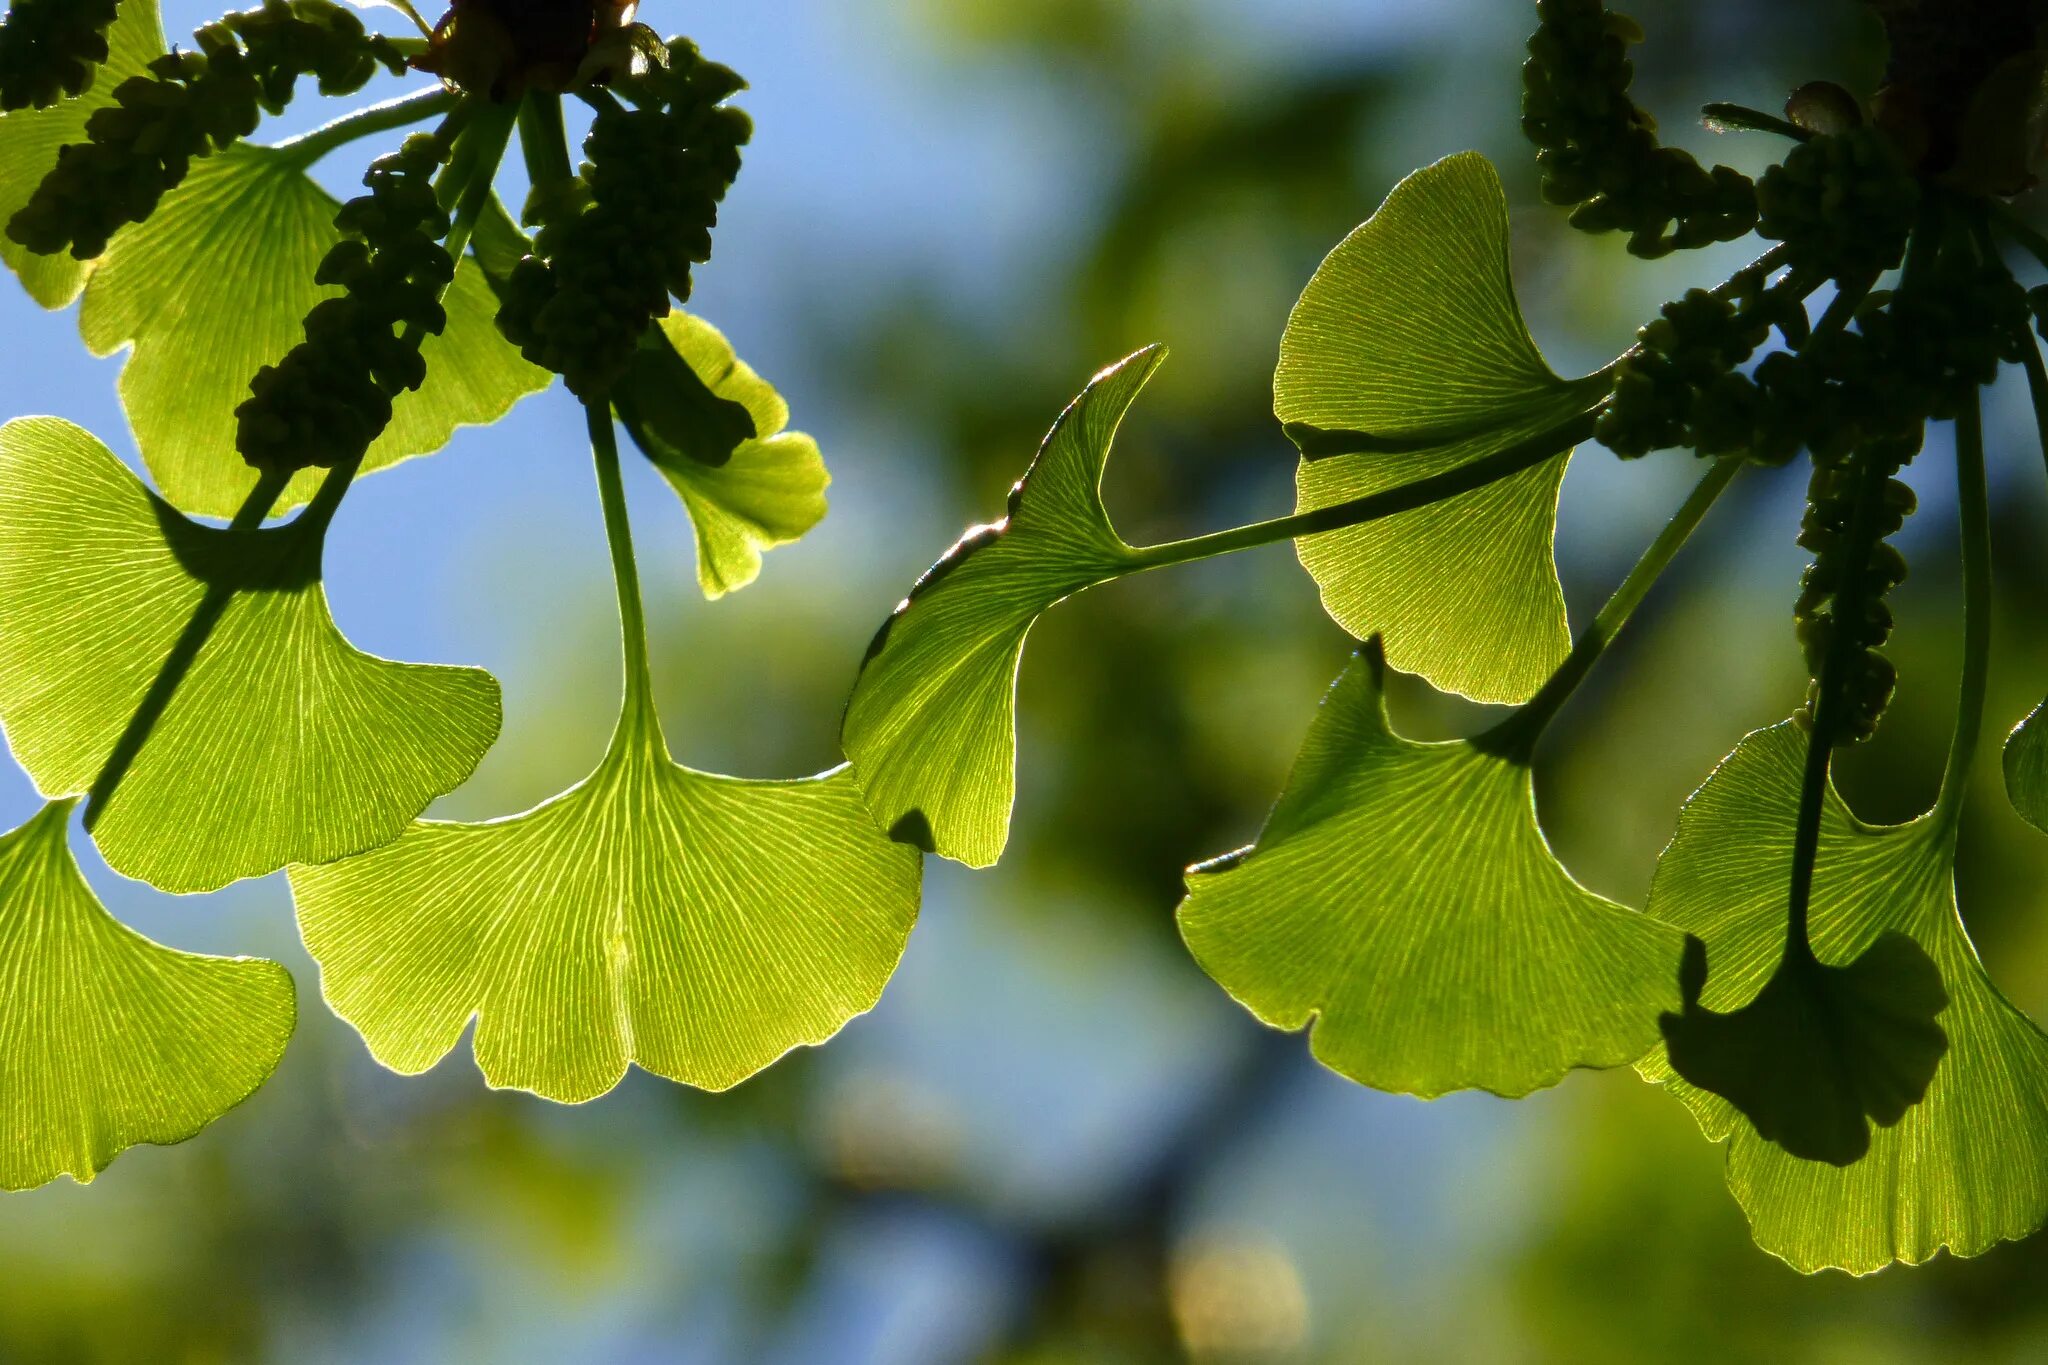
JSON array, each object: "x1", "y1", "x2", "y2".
[
  {"x1": 1480, "y1": 457, "x2": 1742, "y2": 761},
  {"x1": 1780, "y1": 216, "x2": 1940, "y2": 962},
  {"x1": 1937, "y1": 388, "x2": 1993, "y2": 827},
  {"x1": 1124, "y1": 410, "x2": 1599, "y2": 572},
  {"x1": 518, "y1": 91, "x2": 575, "y2": 191},
  {"x1": 273, "y1": 86, "x2": 459, "y2": 167},
  {"x1": 589, "y1": 405, "x2": 659, "y2": 734}
]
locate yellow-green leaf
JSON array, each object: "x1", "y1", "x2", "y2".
[
  {"x1": 292, "y1": 701, "x2": 922, "y2": 1102},
  {"x1": 1639, "y1": 723, "x2": 2048, "y2": 1273},
  {"x1": 0, "y1": 417, "x2": 502, "y2": 893},
  {"x1": 841, "y1": 346, "x2": 1159, "y2": 868},
  {"x1": 1278, "y1": 152, "x2": 1610, "y2": 703},
  {"x1": 75, "y1": 141, "x2": 547, "y2": 518},
  {"x1": 0, "y1": 799, "x2": 293, "y2": 1190},
  {"x1": 1178, "y1": 646, "x2": 1684, "y2": 1097},
  {"x1": 618, "y1": 312, "x2": 828, "y2": 599}
]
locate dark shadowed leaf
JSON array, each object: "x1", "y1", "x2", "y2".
[{"x1": 1640, "y1": 723, "x2": 2048, "y2": 1273}]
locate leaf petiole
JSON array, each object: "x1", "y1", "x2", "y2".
[
  {"x1": 589, "y1": 404, "x2": 660, "y2": 738},
  {"x1": 1937, "y1": 387, "x2": 1992, "y2": 828},
  {"x1": 272, "y1": 86, "x2": 461, "y2": 169},
  {"x1": 1480, "y1": 455, "x2": 1742, "y2": 761},
  {"x1": 1122, "y1": 409, "x2": 1600, "y2": 573}
]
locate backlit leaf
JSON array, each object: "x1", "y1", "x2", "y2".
[
  {"x1": 76, "y1": 142, "x2": 548, "y2": 519},
  {"x1": 618, "y1": 312, "x2": 828, "y2": 599},
  {"x1": 0, "y1": 417, "x2": 502, "y2": 893},
  {"x1": 1277, "y1": 152, "x2": 1610, "y2": 703},
  {"x1": 0, "y1": 0, "x2": 162, "y2": 307},
  {"x1": 1639, "y1": 723, "x2": 2048, "y2": 1273},
  {"x1": 1178, "y1": 645, "x2": 1684, "y2": 1097},
  {"x1": 291, "y1": 702, "x2": 922, "y2": 1102},
  {"x1": 841, "y1": 346, "x2": 1159, "y2": 868},
  {"x1": 0, "y1": 799, "x2": 293, "y2": 1191},
  {"x1": 2005, "y1": 700, "x2": 2048, "y2": 835}
]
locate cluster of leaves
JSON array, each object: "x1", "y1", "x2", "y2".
[{"x1": 6, "y1": 0, "x2": 2048, "y2": 1285}]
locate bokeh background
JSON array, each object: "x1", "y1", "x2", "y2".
[{"x1": 6, "y1": 1, "x2": 2048, "y2": 1360}]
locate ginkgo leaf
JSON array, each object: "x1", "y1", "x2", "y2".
[
  {"x1": 1277, "y1": 151, "x2": 1611, "y2": 703},
  {"x1": 76, "y1": 142, "x2": 548, "y2": 519},
  {"x1": 0, "y1": 417, "x2": 502, "y2": 894},
  {"x1": 2005, "y1": 700, "x2": 2048, "y2": 835},
  {"x1": 1639, "y1": 723, "x2": 2048, "y2": 1274},
  {"x1": 617, "y1": 312, "x2": 828, "y2": 599},
  {"x1": 0, "y1": 799, "x2": 294, "y2": 1191},
  {"x1": 290, "y1": 700, "x2": 923, "y2": 1103},
  {"x1": 0, "y1": 0, "x2": 163, "y2": 307},
  {"x1": 1177, "y1": 644, "x2": 1684, "y2": 1098},
  {"x1": 842, "y1": 346, "x2": 1160, "y2": 869}
]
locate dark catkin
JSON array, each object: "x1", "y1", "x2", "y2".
[
  {"x1": 5, "y1": 0, "x2": 403, "y2": 259},
  {"x1": 235, "y1": 131, "x2": 457, "y2": 472},
  {"x1": 1755, "y1": 129, "x2": 1919, "y2": 282},
  {"x1": 0, "y1": 0, "x2": 122, "y2": 111},
  {"x1": 495, "y1": 40, "x2": 750, "y2": 399},
  {"x1": 1521, "y1": 0, "x2": 1756, "y2": 258},
  {"x1": 1794, "y1": 439, "x2": 1917, "y2": 744}
]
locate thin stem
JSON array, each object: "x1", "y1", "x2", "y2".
[
  {"x1": 379, "y1": 0, "x2": 433, "y2": 35},
  {"x1": 1938, "y1": 387, "x2": 1993, "y2": 827},
  {"x1": 1989, "y1": 198, "x2": 2048, "y2": 274},
  {"x1": 1124, "y1": 410, "x2": 1599, "y2": 572},
  {"x1": 1481, "y1": 456, "x2": 1742, "y2": 760},
  {"x1": 517, "y1": 91, "x2": 575, "y2": 192},
  {"x1": 272, "y1": 86, "x2": 459, "y2": 167},
  {"x1": 440, "y1": 100, "x2": 514, "y2": 262},
  {"x1": 1810, "y1": 269, "x2": 1878, "y2": 344},
  {"x1": 1781, "y1": 211, "x2": 1942, "y2": 961},
  {"x1": 2025, "y1": 340, "x2": 2048, "y2": 487},
  {"x1": 1701, "y1": 102, "x2": 1811, "y2": 141},
  {"x1": 589, "y1": 403, "x2": 659, "y2": 733}
]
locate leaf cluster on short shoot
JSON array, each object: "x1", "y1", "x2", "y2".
[{"x1": 6, "y1": 0, "x2": 2048, "y2": 1281}]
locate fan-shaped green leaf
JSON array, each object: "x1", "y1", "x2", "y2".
[
  {"x1": 0, "y1": 417, "x2": 502, "y2": 893},
  {"x1": 1277, "y1": 152, "x2": 1610, "y2": 703},
  {"x1": 0, "y1": 799, "x2": 293, "y2": 1190},
  {"x1": 0, "y1": 0, "x2": 163, "y2": 307},
  {"x1": 1639, "y1": 723, "x2": 2048, "y2": 1273},
  {"x1": 291, "y1": 702, "x2": 922, "y2": 1103},
  {"x1": 841, "y1": 346, "x2": 1159, "y2": 868},
  {"x1": 2006, "y1": 700, "x2": 2048, "y2": 835},
  {"x1": 74, "y1": 141, "x2": 547, "y2": 519},
  {"x1": 1177, "y1": 645, "x2": 1684, "y2": 1098},
  {"x1": 618, "y1": 312, "x2": 828, "y2": 599}
]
